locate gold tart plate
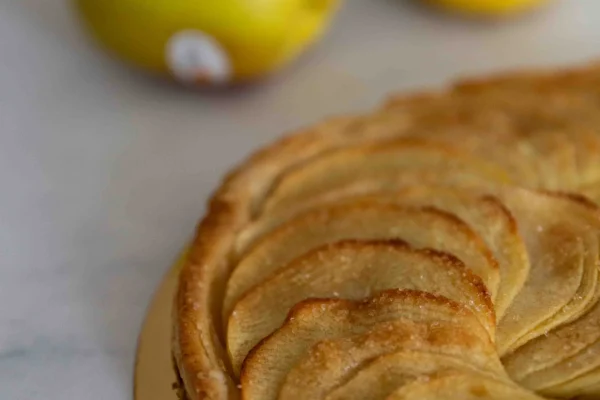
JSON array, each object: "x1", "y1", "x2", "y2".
[{"x1": 134, "y1": 249, "x2": 188, "y2": 400}]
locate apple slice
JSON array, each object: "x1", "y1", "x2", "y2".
[
  {"x1": 490, "y1": 189, "x2": 600, "y2": 355},
  {"x1": 279, "y1": 317, "x2": 500, "y2": 399},
  {"x1": 503, "y1": 293, "x2": 600, "y2": 382},
  {"x1": 224, "y1": 202, "x2": 497, "y2": 334},
  {"x1": 539, "y1": 365, "x2": 600, "y2": 399},
  {"x1": 227, "y1": 240, "x2": 494, "y2": 374},
  {"x1": 239, "y1": 186, "x2": 527, "y2": 320},
  {"x1": 260, "y1": 138, "x2": 510, "y2": 215},
  {"x1": 507, "y1": 228, "x2": 599, "y2": 350},
  {"x1": 235, "y1": 169, "x2": 498, "y2": 256},
  {"x1": 515, "y1": 131, "x2": 577, "y2": 191},
  {"x1": 392, "y1": 75, "x2": 600, "y2": 129},
  {"x1": 383, "y1": 87, "x2": 593, "y2": 190},
  {"x1": 516, "y1": 338, "x2": 600, "y2": 393},
  {"x1": 353, "y1": 187, "x2": 528, "y2": 319},
  {"x1": 497, "y1": 221, "x2": 585, "y2": 354},
  {"x1": 323, "y1": 352, "x2": 509, "y2": 400},
  {"x1": 240, "y1": 290, "x2": 492, "y2": 400},
  {"x1": 396, "y1": 189, "x2": 529, "y2": 320},
  {"x1": 385, "y1": 370, "x2": 545, "y2": 400},
  {"x1": 511, "y1": 127, "x2": 600, "y2": 189},
  {"x1": 417, "y1": 130, "x2": 541, "y2": 189},
  {"x1": 566, "y1": 129, "x2": 600, "y2": 187},
  {"x1": 387, "y1": 103, "x2": 548, "y2": 188},
  {"x1": 408, "y1": 125, "x2": 576, "y2": 191}
]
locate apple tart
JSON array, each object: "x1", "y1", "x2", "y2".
[{"x1": 173, "y1": 61, "x2": 600, "y2": 400}]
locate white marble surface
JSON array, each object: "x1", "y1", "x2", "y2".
[{"x1": 2, "y1": 0, "x2": 600, "y2": 398}]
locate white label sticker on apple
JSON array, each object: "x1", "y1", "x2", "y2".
[{"x1": 166, "y1": 30, "x2": 232, "y2": 85}]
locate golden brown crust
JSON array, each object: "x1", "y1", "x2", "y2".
[
  {"x1": 173, "y1": 115, "x2": 413, "y2": 399},
  {"x1": 240, "y1": 288, "x2": 474, "y2": 377},
  {"x1": 173, "y1": 60, "x2": 600, "y2": 400},
  {"x1": 225, "y1": 238, "x2": 496, "y2": 375}
]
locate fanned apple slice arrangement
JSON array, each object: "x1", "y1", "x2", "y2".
[{"x1": 173, "y1": 62, "x2": 600, "y2": 400}]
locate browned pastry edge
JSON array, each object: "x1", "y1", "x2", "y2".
[
  {"x1": 172, "y1": 60, "x2": 600, "y2": 400},
  {"x1": 172, "y1": 355, "x2": 190, "y2": 400}
]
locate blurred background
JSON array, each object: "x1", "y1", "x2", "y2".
[{"x1": 1, "y1": 0, "x2": 600, "y2": 399}]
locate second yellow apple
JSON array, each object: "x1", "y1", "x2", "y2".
[{"x1": 425, "y1": 0, "x2": 549, "y2": 16}]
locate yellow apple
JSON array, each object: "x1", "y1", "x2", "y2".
[
  {"x1": 74, "y1": 0, "x2": 340, "y2": 85},
  {"x1": 425, "y1": 0, "x2": 549, "y2": 16}
]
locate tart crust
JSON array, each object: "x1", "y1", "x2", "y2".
[{"x1": 173, "y1": 61, "x2": 600, "y2": 400}]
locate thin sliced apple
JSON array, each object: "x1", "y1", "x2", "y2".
[
  {"x1": 517, "y1": 338, "x2": 600, "y2": 392},
  {"x1": 397, "y1": 189, "x2": 528, "y2": 319},
  {"x1": 568, "y1": 129, "x2": 600, "y2": 187},
  {"x1": 385, "y1": 370, "x2": 545, "y2": 400},
  {"x1": 539, "y1": 364, "x2": 600, "y2": 399},
  {"x1": 503, "y1": 296, "x2": 600, "y2": 383},
  {"x1": 239, "y1": 186, "x2": 528, "y2": 320},
  {"x1": 323, "y1": 352, "x2": 508, "y2": 400},
  {"x1": 517, "y1": 127, "x2": 600, "y2": 189},
  {"x1": 383, "y1": 88, "x2": 595, "y2": 189},
  {"x1": 240, "y1": 290, "x2": 490, "y2": 400},
  {"x1": 490, "y1": 188, "x2": 600, "y2": 355},
  {"x1": 235, "y1": 169, "x2": 497, "y2": 256},
  {"x1": 393, "y1": 116, "x2": 545, "y2": 189},
  {"x1": 390, "y1": 83, "x2": 582, "y2": 183},
  {"x1": 497, "y1": 221, "x2": 585, "y2": 354},
  {"x1": 505, "y1": 228, "x2": 599, "y2": 353},
  {"x1": 279, "y1": 316, "x2": 501, "y2": 400},
  {"x1": 224, "y1": 202, "x2": 497, "y2": 337},
  {"x1": 450, "y1": 70, "x2": 600, "y2": 143},
  {"x1": 353, "y1": 187, "x2": 527, "y2": 319},
  {"x1": 239, "y1": 184, "x2": 527, "y2": 320},
  {"x1": 228, "y1": 240, "x2": 493, "y2": 374},
  {"x1": 261, "y1": 138, "x2": 511, "y2": 214},
  {"x1": 405, "y1": 126, "x2": 576, "y2": 191},
  {"x1": 418, "y1": 130, "x2": 540, "y2": 189},
  {"x1": 520, "y1": 131, "x2": 578, "y2": 191},
  {"x1": 388, "y1": 79, "x2": 600, "y2": 134}
]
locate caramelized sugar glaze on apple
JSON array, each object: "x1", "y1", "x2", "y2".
[{"x1": 173, "y1": 61, "x2": 600, "y2": 400}]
